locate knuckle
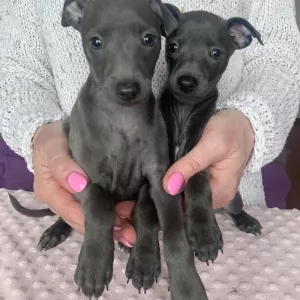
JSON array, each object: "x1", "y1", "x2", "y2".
[
  {"x1": 51, "y1": 155, "x2": 69, "y2": 176},
  {"x1": 189, "y1": 157, "x2": 202, "y2": 174}
]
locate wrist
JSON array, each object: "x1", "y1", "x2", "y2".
[
  {"x1": 32, "y1": 121, "x2": 63, "y2": 148},
  {"x1": 220, "y1": 108, "x2": 255, "y2": 153},
  {"x1": 239, "y1": 111, "x2": 255, "y2": 153}
]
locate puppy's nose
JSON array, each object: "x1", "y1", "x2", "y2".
[
  {"x1": 116, "y1": 82, "x2": 140, "y2": 101},
  {"x1": 177, "y1": 76, "x2": 198, "y2": 93}
]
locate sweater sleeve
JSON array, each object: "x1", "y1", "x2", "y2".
[
  {"x1": 217, "y1": 0, "x2": 300, "y2": 172},
  {"x1": 0, "y1": 1, "x2": 65, "y2": 172}
]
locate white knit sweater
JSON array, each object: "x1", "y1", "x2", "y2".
[{"x1": 1, "y1": 0, "x2": 300, "y2": 208}]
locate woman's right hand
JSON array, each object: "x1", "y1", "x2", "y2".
[{"x1": 32, "y1": 121, "x2": 136, "y2": 247}]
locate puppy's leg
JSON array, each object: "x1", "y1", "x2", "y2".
[
  {"x1": 125, "y1": 183, "x2": 161, "y2": 293},
  {"x1": 38, "y1": 217, "x2": 72, "y2": 250},
  {"x1": 147, "y1": 172, "x2": 208, "y2": 300},
  {"x1": 74, "y1": 184, "x2": 115, "y2": 299},
  {"x1": 185, "y1": 171, "x2": 223, "y2": 264},
  {"x1": 225, "y1": 192, "x2": 262, "y2": 235}
]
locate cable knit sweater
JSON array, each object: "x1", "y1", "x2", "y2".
[{"x1": 1, "y1": 0, "x2": 300, "y2": 208}]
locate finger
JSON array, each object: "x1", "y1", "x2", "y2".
[
  {"x1": 48, "y1": 147, "x2": 89, "y2": 194},
  {"x1": 163, "y1": 140, "x2": 223, "y2": 195},
  {"x1": 115, "y1": 201, "x2": 135, "y2": 220},
  {"x1": 66, "y1": 219, "x2": 84, "y2": 235},
  {"x1": 113, "y1": 219, "x2": 136, "y2": 246},
  {"x1": 115, "y1": 215, "x2": 122, "y2": 228}
]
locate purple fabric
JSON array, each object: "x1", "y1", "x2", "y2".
[
  {"x1": 0, "y1": 138, "x2": 33, "y2": 191},
  {"x1": 0, "y1": 138, "x2": 290, "y2": 208},
  {"x1": 261, "y1": 161, "x2": 290, "y2": 209}
]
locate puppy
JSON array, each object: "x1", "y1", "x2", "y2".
[
  {"x1": 159, "y1": 5, "x2": 263, "y2": 265},
  {"x1": 9, "y1": 1, "x2": 209, "y2": 299}
]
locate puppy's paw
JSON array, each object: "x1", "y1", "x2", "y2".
[
  {"x1": 75, "y1": 243, "x2": 113, "y2": 299},
  {"x1": 186, "y1": 217, "x2": 223, "y2": 264},
  {"x1": 125, "y1": 242, "x2": 161, "y2": 293},
  {"x1": 38, "y1": 219, "x2": 72, "y2": 251},
  {"x1": 230, "y1": 210, "x2": 262, "y2": 235}
]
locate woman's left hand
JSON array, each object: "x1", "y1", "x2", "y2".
[{"x1": 163, "y1": 109, "x2": 255, "y2": 208}]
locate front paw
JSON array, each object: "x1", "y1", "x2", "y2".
[
  {"x1": 75, "y1": 243, "x2": 113, "y2": 299},
  {"x1": 125, "y1": 243, "x2": 161, "y2": 293},
  {"x1": 186, "y1": 217, "x2": 223, "y2": 264}
]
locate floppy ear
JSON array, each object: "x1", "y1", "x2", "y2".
[
  {"x1": 61, "y1": 0, "x2": 86, "y2": 31},
  {"x1": 164, "y1": 3, "x2": 181, "y2": 21},
  {"x1": 149, "y1": 0, "x2": 179, "y2": 36},
  {"x1": 227, "y1": 17, "x2": 264, "y2": 49}
]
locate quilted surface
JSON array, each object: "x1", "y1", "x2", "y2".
[{"x1": 0, "y1": 189, "x2": 300, "y2": 300}]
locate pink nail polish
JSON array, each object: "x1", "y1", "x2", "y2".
[
  {"x1": 114, "y1": 226, "x2": 121, "y2": 231},
  {"x1": 119, "y1": 237, "x2": 133, "y2": 248},
  {"x1": 168, "y1": 172, "x2": 185, "y2": 195},
  {"x1": 67, "y1": 172, "x2": 87, "y2": 193}
]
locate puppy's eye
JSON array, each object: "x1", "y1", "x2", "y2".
[
  {"x1": 167, "y1": 43, "x2": 179, "y2": 54},
  {"x1": 142, "y1": 34, "x2": 156, "y2": 47},
  {"x1": 90, "y1": 37, "x2": 102, "y2": 50},
  {"x1": 210, "y1": 48, "x2": 222, "y2": 60}
]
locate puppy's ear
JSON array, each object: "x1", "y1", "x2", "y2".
[
  {"x1": 164, "y1": 3, "x2": 181, "y2": 21},
  {"x1": 61, "y1": 0, "x2": 86, "y2": 31},
  {"x1": 227, "y1": 17, "x2": 264, "y2": 49},
  {"x1": 149, "y1": 0, "x2": 179, "y2": 36}
]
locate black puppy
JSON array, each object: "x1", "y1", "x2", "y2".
[
  {"x1": 8, "y1": 1, "x2": 209, "y2": 299},
  {"x1": 159, "y1": 5, "x2": 263, "y2": 264}
]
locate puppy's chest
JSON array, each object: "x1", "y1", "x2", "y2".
[
  {"x1": 171, "y1": 106, "x2": 198, "y2": 159},
  {"x1": 170, "y1": 105, "x2": 211, "y2": 160},
  {"x1": 93, "y1": 133, "x2": 148, "y2": 201}
]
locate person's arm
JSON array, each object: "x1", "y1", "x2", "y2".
[
  {"x1": 219, "y1": 0, "x2": 300, "y2": 172},
  {"x1": 217, "y1": 0, "x2": 300, "y2": 172},
  {"x1": 0, "y1": 1, "x2": 65, "y2": 171}
]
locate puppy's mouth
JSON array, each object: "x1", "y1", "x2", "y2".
[{"x1": 118, "y1": 100, "x2": 142, "y2": 107}]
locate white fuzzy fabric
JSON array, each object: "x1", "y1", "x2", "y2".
[
  {"x1": 1, "y1": 189, "x2": 300, "y2": 300},
  {"x1": 1, "y1": 0, "x2": 300, "y2": 207}
]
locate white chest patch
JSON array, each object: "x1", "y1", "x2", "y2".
[{"x1": 174, "y1": 145, "x2": 179, "y2": 158}]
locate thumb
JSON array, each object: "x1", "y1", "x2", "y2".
[
  {"x1": 163, "y1": 140, "x2": 222, "y2": 195},
  {"x1": 49, "y1": 145, "x2": 88, "y2": 194}
]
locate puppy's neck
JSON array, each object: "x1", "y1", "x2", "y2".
[{"x1": 169, "y1": 86, "x2": 218, "y2": 111}]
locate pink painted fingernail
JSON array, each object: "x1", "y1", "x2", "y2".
[
  {"x1": 114, "y1": 226, "x2": 121, "y2": 231},
  {"x1": 67, "y1": 172, "x2": 88, "y2": 193},
  {"x1": 119, "y1": 237, "x2": 133, "y2": 248},
  {"x1": 168, "y1": 172, "x2": 185, "y2": 195}
]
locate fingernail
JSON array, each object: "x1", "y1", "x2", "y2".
[
  {"x1": 114, "y1": 226, "x2": 121, "y2": 231},
  {"x1": 119, "y1": 237, "x2": 133, "y2": 248},
  {"x1": 168, "y1": 172, "x2": 185, "y2": 195},
  {"x1": 67, "y1": 172, "x2": 87, "y2": 193}
]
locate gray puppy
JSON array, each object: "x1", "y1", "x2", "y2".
[
  {"x1": 159, "y1": 5, "x2": 263, "y2": 264},
  {"x1": 9, "y1": 0, "x2": 209, "y2": 299}
]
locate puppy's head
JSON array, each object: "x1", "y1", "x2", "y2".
[
  {"x1": 164, "y1": 6, "x2": 263, "y2": 102},
  {"x1": 61, "y1": 0, "x2": 178, "y2": 106}
]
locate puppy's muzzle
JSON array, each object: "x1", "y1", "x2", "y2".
[{"x1": 177, "y1": 75, "x2": 198, "y2": 94}]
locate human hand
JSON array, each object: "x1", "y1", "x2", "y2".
[
  {"x1": 32, "y1": 121, "x2": 136, "y2": 246},
  {"x1": 163, "y1": 109, "x2": 255, "y2": 208}
]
